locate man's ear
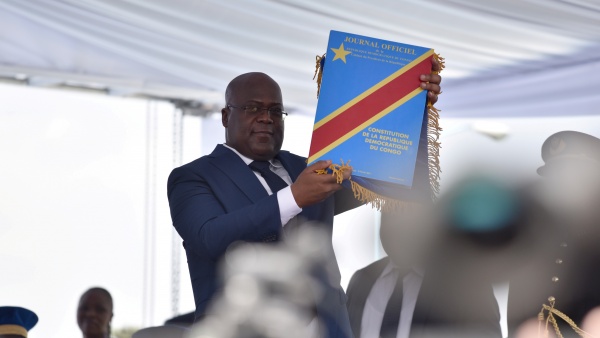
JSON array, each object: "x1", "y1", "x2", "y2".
[{"x1": 221, "y1": 107, "x2": 229, "y2": 127}]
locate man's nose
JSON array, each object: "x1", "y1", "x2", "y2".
[{"x1": 256, "y1": 108, "x2": 274, "y2": 123}]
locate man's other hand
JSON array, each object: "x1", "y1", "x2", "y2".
[{"x1": 420, "y1": 57, "x2": 443, "y2": 105}]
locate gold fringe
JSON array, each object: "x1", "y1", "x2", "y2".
[
  {"x1": 313, "y1": 54, "x2": 326, "y2": 98},
  {"x1": 427, "y1": 52, "x2": 445, "y2": 200},
  {"x1": 349, "y1": 180, "x2": 418, "y2": 212},
  {"x1": 537, "y1": 297, "x2": 596, "y2": 338},
  {"x1": 316, "y1": 160, "x2": 416, "y2": 212},
  {"x1": 314, "y1": 52, "x2": 445, "y2": 211}
]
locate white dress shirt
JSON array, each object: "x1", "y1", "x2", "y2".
[
  {"x1": 222, "y1": 144, "x2": 302, "y2": 226},
  {"x1": 360, "y1": 262, "x2": 424, "y2": 338}
]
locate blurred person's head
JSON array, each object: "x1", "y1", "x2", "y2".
[
  {"x1": 221, "y1": 72, "x2": 285, "y2": 161},
  {"x1": 431, "y1": 176, "x2": 555, "y2": 283},
  {"x1": 0, "y1": 306, "x2": 38, "y2": 338},
  {"x1": 77, "y1": 287, "x2": 113, "y2": 338},
  {"x1": 380, "y1": 207, "x2": 437, "y2": 269},
  {"x1": 537, "y1": 131, "x2": 600, "y2": 253}
]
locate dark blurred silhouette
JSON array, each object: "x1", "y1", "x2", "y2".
[
  {"x1": 346, "y1": 207, "x2": 502, "y2": 338},
  {"x1": 132, "y1": 325, "x2": 188, "y2": 338},
  {"x1": 164, "y1": 312, "x2": 195, "y2": 327},
  {"x1": 77, "y1": 287, "x2": 113, "y2": 338},
  {"x1": 188, "y1": 225, "x2": 344, "y2": 338},
  {"x1": 508, "y1": 131, "x2": 600, "y2": 337}
]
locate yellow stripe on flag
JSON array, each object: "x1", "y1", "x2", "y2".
[
  {"x1": 313, "y1": 49, "x2": 434, "y2": 131},
  {"x1": 308, "y1": 87, "x2": 423, "y2": 163}
]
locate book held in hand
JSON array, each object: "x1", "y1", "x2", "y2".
[{"x1": 309, "y1": 30, "x2": 442, "y2": 209}]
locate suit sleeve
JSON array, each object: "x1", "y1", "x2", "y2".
[
  {"x1": 167, "y1": 166, "x2": 282, "y2": 260},
  {"x1": 334, "y1": 187, "x2": 364, "y2": 215}
]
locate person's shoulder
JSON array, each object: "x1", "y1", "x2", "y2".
[
  {"x1": 347, "y1": 257, "x2": 389, "y2": 293},
  {"x1": 168, "y1": 146, "x2": 226, "y2": 182},
  {"x1": 175, "y1": 145, "x2": 229, "y2": 171},
  {"x1": 351, "y1": 257, "x2": 389, "y2": 281},
  {"x1": 171, "y1": 154, "x2": 213, "y2": 175}
]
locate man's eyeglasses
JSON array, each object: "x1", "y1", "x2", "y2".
[{"x1": 227, "y1": 105, "x2": 288, "y2": 121}]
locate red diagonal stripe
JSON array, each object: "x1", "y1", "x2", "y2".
[{"x1": 309, "y1": 56, "x2": 432, "y2": 158}]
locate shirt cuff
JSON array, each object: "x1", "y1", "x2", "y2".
[{"x1": 277, "y1": 186, "x2": 302, "y2": 226}]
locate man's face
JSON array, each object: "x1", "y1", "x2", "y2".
[
  {"x1": 77, "y1": 291, "x2": 113, "y2": 337},
  {"x1": 222, "y1": 73, "x2": 285, "y2": 161}
]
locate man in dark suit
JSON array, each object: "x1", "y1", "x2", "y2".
[
  {"x1": 346, "y1": 210, "x2": 502, "y2": 338},
  {"x1": 167, "y1": 70, "x2": 441, "y2": 337}
]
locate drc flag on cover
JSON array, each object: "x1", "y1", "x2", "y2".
[{"x1": 309, "y1": 31, "x2": 443, "y2": 209}]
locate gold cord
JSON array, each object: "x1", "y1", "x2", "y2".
[{"x1": 537, "y1": 297, "x2": 596, "y2": 338}]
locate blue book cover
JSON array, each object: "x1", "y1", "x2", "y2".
[{"x1": 308, "y1": 30, "x2": 435, "y2": 189}]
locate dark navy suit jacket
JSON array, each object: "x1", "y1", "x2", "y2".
[{"x1": 167, "y1": 144, "x2": 360, "y2": 338}]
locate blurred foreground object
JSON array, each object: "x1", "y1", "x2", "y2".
[
  {"x1": 582, "y1": 307, "x2": 600, "y2": 337},
  {"x1": 0, "y1": 307, "x2": 38, "y2": 338},
  {"x1": 346, "y1": 205, "x2": 502, "y2": 338},
  {"x1": 186, "y1": 224, "x2": 341, "y2": 338},
  {"x1": 132, "y1": 325, "x2": 188, "y2": 338},
  {"x1": 537, "y1": 131, "x2": 600, "y2": 176},
  {"x1": 433, "y1": 176, "x2": 550, "y2": 283},
  {"x1": 164, "y1": 312, "x2": 195, "y2": 327},
  {"x1": 508, "y1": 131, "x2": 600, "y2": 337}
]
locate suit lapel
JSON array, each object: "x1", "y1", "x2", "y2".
[
  {"x1": 208, "y1": 145, "x2": 269, "y2": 203},
  {"x1": 349, "y1": 257, "x2": 390, "y2": 337}
]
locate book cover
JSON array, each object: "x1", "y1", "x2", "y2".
[{"x1": 308, "y1": 30, "x2": 435, "y2": 190}]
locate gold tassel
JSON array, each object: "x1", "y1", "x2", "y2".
[
  {"x1": 537, "y1": 297, "x2": 596, "y2": 338},
  {"x1": 313, "y1": 54, "x2": 325, "y2": 98},
  {"x1": 315, "y1": 160, "x2": 351, "y2": 183}
]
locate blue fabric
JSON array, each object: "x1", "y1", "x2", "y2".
[
  {"x1": 167, "y1": 144, "x2": 357, "y2": 338},
  {"x1": 0, "y1": 306, "x2": 38, "y2": 332}
]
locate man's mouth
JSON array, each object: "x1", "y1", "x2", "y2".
[{"x1": 252, "y1": 130, "x2": 273, "y2": 135}]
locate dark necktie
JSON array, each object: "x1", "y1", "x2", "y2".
[
  {"x1": 380, "y1": 270, "x2": 404, "y2": 338},
  {"x1": 249, "y1": 161, "x2": 289, "y2": 194}
]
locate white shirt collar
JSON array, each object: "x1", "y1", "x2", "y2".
[
  {"x1": 222, "y1": 143, "x2": 282, "y2": 168},
  {"x1": 383, "y1": 259, "x2": 425, "y2": 278}
]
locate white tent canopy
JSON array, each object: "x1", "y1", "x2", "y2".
[{"x1": 1, "y1": 0, "x2": 599, "y2": 116}]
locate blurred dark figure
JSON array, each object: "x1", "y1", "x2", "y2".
[
  {"x1": 188, "y1": 225, "x2": 344, "y2": 338},
  {"x1": 77, "y1": 287, "x2": 113, "y2": 338},
  {"x1": 132, "y1": 325, "x2": 188, "y2": 338},
  {"x1": 129, "y1": 312, "x2": 193, "y2": 338},
  {"x1": 0, "y1": 306, "x2": 38, "y2": 338},
  {"x1": 164, "y1": 312, "x2": 195, "y2": 327},
  {"x1": 346, "y1": 207, "x2": 502, "y2": 338},
  {"x1": 508, "y1": 131, "x2": 600, "y2": 337}
]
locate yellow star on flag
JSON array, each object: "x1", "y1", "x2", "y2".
[{"x1": 330, "y1": 43, "x2": 351, "y2": 63}]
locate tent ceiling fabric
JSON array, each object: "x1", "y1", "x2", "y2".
[{"x1": 0, "y1": 0, "x2": 599, "y2": 116}]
